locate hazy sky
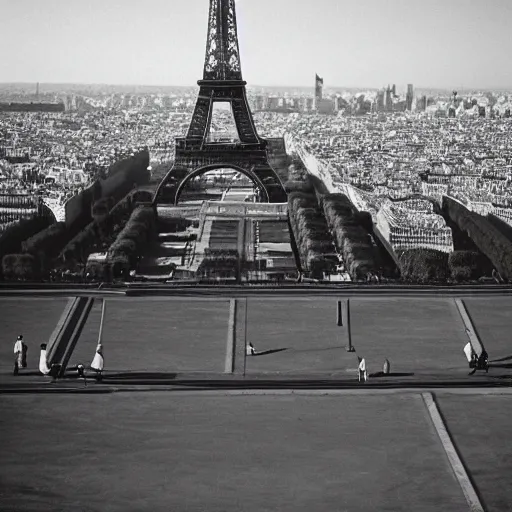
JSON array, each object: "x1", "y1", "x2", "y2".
[{"x1": 1, "y1": 0, "x2": 511, "y2": 89}]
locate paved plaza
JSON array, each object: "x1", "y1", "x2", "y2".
[
  {"x1": 0, "y1": 296, "x2": 511, "y2": 381},
  {"x1": 4, "y1": 392, "x2": 511, "y2": 512},
  {"x1": 0, "y1": 296, "x2": 511, "y2": 511}
]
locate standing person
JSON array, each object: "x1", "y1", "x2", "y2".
[
  {"x1": 77, "y1": 364, "x2": 87, "y2": 386},
  {"x1": 358, "y1": 357, "x2": 368, "y2": 383},
  {"x1": 90, "y1": 343, "x2": 104, "y2": 382},
  {"x1": 246, "y1": 342, "x2": 256, "y2": 356},
  {"x1": 383, "y1": 359, "x2": 391, "y2": 375},
  {"x1": 13, "y1": 335, "x2": 24, "y2": 376},
  {"x1": 39, "y1": 343, "x2": 51, "y2": 376}
]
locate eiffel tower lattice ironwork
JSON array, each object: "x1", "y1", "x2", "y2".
[{"x1": 154, "y1": 0, "x2": 287, "y2": 205}]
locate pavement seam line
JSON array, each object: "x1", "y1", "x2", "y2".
[
  {"x1": 454, "y1": 299, "x2": 484, "y2": 355},
  {"x1": 421, "y1": 392, "x2": 485, "y2": 512},
  {"x1": 225, "y1": 299, "x2": 236, "y2": 373}
]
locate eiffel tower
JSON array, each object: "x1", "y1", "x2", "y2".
[{"x1": 155, "y1": 0, "x2": 287, "y2": 205}]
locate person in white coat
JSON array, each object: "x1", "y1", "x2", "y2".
[
  {"x1": 90, "y1": 343, "x2": 104, "y2": 381},
  {"x1": 358, "y1": 357, "x2": 368, "y2": 383},
  {"x1": 13, "y1": 335, "x2": 24, "y2": 375},
  {"x1": 39, "y1": 343, "x2": 51, "y2": 376}
]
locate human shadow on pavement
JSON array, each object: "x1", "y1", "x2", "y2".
[
  {"x1": 11, "y1": 370, "x2": 45, "y2": 377},
  {"x1": 101, "y1": 372, "x2": 179, "y2": 381},
  {"x1": 490, "y1": 355, "x2": 512, "y2": 363},
  {"x1": 488, "y1": 363, "x2": 512, "y2": 369},
  {"x1": 369, "y1": 372, "x2": 415, "y2": 378},
  {"x1": 252, "y1": 348, "x2": 288, "y2": 357}
]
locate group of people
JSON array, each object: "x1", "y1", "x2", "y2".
[{"x1": 13, "y1": 335, "x2": 105, "y2": 382}]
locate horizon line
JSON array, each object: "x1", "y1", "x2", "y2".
[{"x1": 0, "y1": 81, "x2": 511, "y2": 92}]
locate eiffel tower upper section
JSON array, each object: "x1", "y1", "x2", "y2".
[
  {"x1": 184, "y1": 0, "x2": 264, "y2": 146},
  {"x1": 202, "y1": 0, "x2": 243, "y2": 83},
  {"x1": 154, "y1": 0, "x2": 287, "y2": 205}
]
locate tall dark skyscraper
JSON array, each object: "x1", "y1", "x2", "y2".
[
  {"x1": 315, "y1": 74, "x2": 324, "y2": 110},
  {"x1": 406, "y1": 84, "x2": 414, "y2": 111}
]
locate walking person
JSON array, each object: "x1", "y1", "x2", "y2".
[
  {"x1": 13, "y1": 335, "x2": 24, "y2": 376},
  {"x1": 246, "y1": 342, "x2": 257, "y2": 356},
  {"x1": 90, "y1": 343, "x2": 104, "y2": 382}
]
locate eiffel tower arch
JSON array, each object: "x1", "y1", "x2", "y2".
[{"x1": 154, "y1": 0, "x2": 287, "y2": 205}]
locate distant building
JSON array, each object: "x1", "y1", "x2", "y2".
[
  {"x1": 385, "y1": 86, "x2": 393, "y2": 111},
  {"x1": 268, "y1": 97, "x2": 280, "y2": 110},
  {"x1": 317, "y1": 99, "x2": 335, "y2": 115},
  {"x1": 315, "y1": 74, "x2": 324, "y2": 110},
  {"x1": 376, "y1": 90, "x2": 385, "y2": 111},
  {"x1": 406, "y1": 84, "x2": 414, "y2": 111},
  {"x1": 0, "y1": 102, "x2": 64, "y2": 113}
]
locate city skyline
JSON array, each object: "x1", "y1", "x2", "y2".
[{"x1": 0, "y1": 0, "x2": 511, "y2": 89}]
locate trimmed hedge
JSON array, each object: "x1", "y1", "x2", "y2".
[
  {"x1": 443, "y1": 196, "x2": 512, "y2": 281},
  {"x1": 1, "y1": 253, "x2": 40, "y2": 281},
  {"x1": 0, "y1": 216, "x2": 53, "y2": 279},
  {"x1": 321, "y1": 194, "x2": 381, "y2": 281},
  {"x1": 284, "y1": 163, "x2": 315, "y2": 194},
  {"x1": 288, "y1": 192, "x2": 337, "y2": 278},
  {"x1": 399, "y1": 249, "x2": 449, "y2": 283},
  {"x1": 448, "y1": 250, "x2": 492, "y2": 282},
  {"x1": 107, "y1": 206, "x2": 156, "y2": 277},
  {"x1": 22, "y1": 222, "x2": 69, "y2": 269},
  {"x1": 59, "y1": 189, "x2": 154, "y2": 268}
]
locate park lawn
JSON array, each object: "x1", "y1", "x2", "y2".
[
  {"x1": 0, "y1": 393, "x2": 467, "y2": 512},
  {"x1": 349, "y1": 299, "x2": 469, "y2": 377},
  {"x1": 0, "y1": 298, "x2": 69, "y2": 373},
  {"x1": 436, "y1": 394, "x2": 512, "y2": 512},
  {"x1": 246, "y1": 298, "x2": 356, "y2": 374},
  {"x1": 464, "y1": 298, "x2": 512, "y2": 363},
  {"x1": 69, "y1": 298, "x2": 229, "y2": 373}
]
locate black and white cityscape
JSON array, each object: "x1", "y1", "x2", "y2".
[{"x1": 1, "y1": 1, "x2": 511, "y2": 511}]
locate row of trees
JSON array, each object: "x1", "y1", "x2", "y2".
[
  {"x1": 1, "y1": 152, "x2": 152, "y2": 281},
  {"x1": 104, "y1": 206, "x2": 157, "y2": 279},
  {"x1": 321, "y1": 194, "x2": 381, "y2": 281},
  {"x1": 59, "y1": 190, "x2": 153, "y2": 271},
  {"x1": 398, "y1": 249, "x2": 449, "y2": 283},
  {"x1": 288, "y1": 192, "x2": 337, "y2": 279},
  {"x1": 0, "y1": 216, "x2": 54, "y2": 279},
  {"x1": 283, "y1": 163, "x2": 316, "y2": 195},
  {"x1": 448, "y1": 250, "x2": 493, "y2": 282}
]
